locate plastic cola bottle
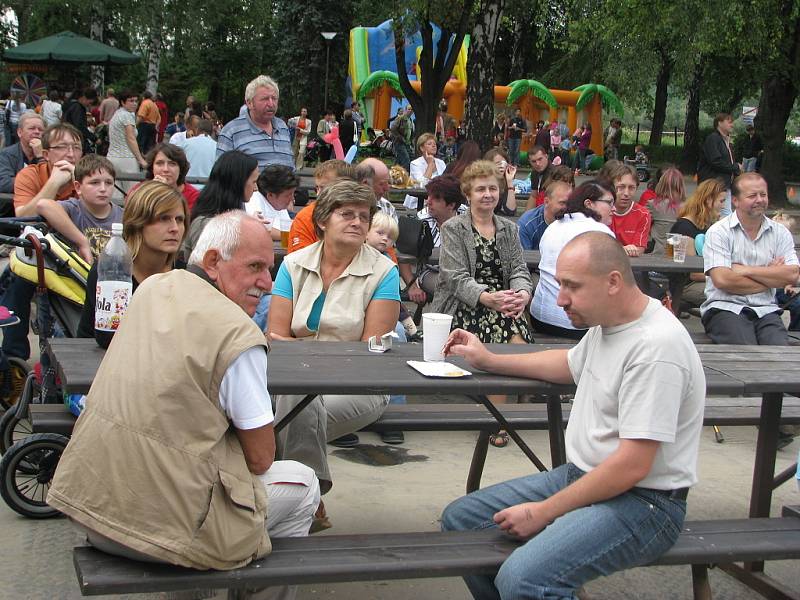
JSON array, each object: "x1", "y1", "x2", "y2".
[{"x1": 95, "y1": 223, "x2": 133, "y2": 333}]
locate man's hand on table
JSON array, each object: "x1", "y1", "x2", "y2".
[
  {"x1": 494, "y1": 501, "x2": 553, "y2": 539},
  {"x1": 443, "y1": 328, "x2": 492, "y2": 370}
]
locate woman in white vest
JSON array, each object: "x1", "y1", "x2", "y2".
[
  {"x1": 268, "y1": 180, "x2": 400, "y2": 526},
  {"x1": 404, "y1": 132, "x2": 446, "y2": 209}
]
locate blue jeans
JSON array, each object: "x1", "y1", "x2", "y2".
[
  {"x1": 507, "y1": 138, "x2": 521, "y2": 166},
  {"x1": 441, "y1": 463, "x2": 686, "y2": 600}
]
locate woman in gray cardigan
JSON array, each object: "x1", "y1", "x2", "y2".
[{"x1": 432, "y1": 160, "x2": 533, "y2": 447}]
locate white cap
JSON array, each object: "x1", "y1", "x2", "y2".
[{"x1": 111, "y1": 223, "x2": 123, "y2": 235}]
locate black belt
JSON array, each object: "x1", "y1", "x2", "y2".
[{"x1": 637, "y1": 487, "x2": 689, "y2": 501}]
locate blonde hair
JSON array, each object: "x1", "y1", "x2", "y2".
[
  {"x1": 369, "y1": 211, "x2": 399, "y2": 241},
  {"x1": 461, "y1": 160, "x2": 500, "y2": 197},
  {"x1": 678, "y1": 179, "x2": 726, "y2": 230},
  {"x1": 123, "y1": 181, "x2": 188, "y2": 263},
  {"x1": 416, "y1": 132, "x2": 436, "y2": 154}
]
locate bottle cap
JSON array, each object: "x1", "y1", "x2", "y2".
[{"x1": 111, "y1": 223, "x2": 123, "y2": 235}]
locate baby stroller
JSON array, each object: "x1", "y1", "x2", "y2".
[
  {"x1": 360, "y1": 128, "x2": 393, "y2": 159},
  {"x1": 0, "y1": 220, "x2": 89, "y2": 518}
]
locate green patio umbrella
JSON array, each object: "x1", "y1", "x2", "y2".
[{"x1": 3, "y1": 31, "x2": 139, "y2": 65}]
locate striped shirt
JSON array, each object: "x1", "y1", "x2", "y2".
[
  {"x1": 216, "y1": 112, "x2": 294, "y2": 170},
  {"x1": 701, "y1": 212, "x2": 799, "y2": 317}
]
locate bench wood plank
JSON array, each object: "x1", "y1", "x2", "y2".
[{"x1": 73, "y1": 517, "x2": 800, "y2": 596}]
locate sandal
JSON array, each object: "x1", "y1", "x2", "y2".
[{"x1": 489, "y1": 431, "x2": 509, "y2": 448}]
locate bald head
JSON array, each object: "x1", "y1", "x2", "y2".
[
  {"x1": 562, "y1": 232, "x2": 635, "y2": 286},
  {"x1": 357, "y1": 157, "x2": 390, "y2": 199}
]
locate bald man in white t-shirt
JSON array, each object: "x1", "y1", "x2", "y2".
[{"x1": 441, "y1": 231, "x2": 705, "y2": 600}]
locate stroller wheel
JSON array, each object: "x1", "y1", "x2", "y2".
[
  {"x1": 0, "y1": 433, "x2": 67, "y2": 519},
  {"x1": 0, "y1": 357, "x2": 31, "y2": 411},
  {"x1": 0, "y1": 407, "x2": 33, "y2": 455}
]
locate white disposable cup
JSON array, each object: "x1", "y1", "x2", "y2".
[
  {"x1": 422, "y1": 313, "x2": 453, "y2": 362},
  {"x1": 673, "y1": 236, "x2": 687, "y2": 263}
]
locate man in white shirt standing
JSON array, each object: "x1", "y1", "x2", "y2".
[
  {"x1": 442, "y1": 231, "x2": 705, "y2": 600},
  {"x1": 181, "y1": 118, "x2": 217, "y2": 189}
]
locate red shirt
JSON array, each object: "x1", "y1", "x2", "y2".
[
  {"x1": 611, "y1": 204, "x2": 651, "y2": 248},
  {"x1": 129, "y1": 181, "x2": 199, "y2": 212},
  {"x1": 638, "y1": 188, "x2": 657, "y2": 207}
]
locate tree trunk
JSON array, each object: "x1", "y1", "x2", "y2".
[
  {"x1": 145, "y1": 14, "x2": 163, "y2": 96},
  {"x1": 756, "y1": 76, "x2": 797, "y2": 206},
  {"x1": 89, "y1": 5, "x2": 105, "y2": 92},
  {"x1": 648, "y1": 49, "x2": 673, "y2": 146},
  {"x1": 755, "y1": 7, "x2": 800, "y2": 206},
  {"x1": 465, "y1": 0, "x2": 505, "y2": 152},
  {"x1": 393, "y1": 3, "x2": 473, "y2": 135},
  {"x1": 508, "y1": 15, "x2": 527, "y2": 81},
  {"x1": 680, "y1": 62, "x2": 703, "y2": 174}
]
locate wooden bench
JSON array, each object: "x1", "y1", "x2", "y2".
[{"x1": 72, "y1": 514, "x2": 800, "y2": 599}]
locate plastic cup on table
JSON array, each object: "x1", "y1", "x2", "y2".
[
  {"x1": 422, "y1": 313, "x2": 453, "y2": 362},
  {"x1": 673, "y1": 236, "x2": 688, "y2": 263}
]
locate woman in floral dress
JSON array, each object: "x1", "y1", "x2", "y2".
[{"x1": 433, "y1": 160, "x2": 533, "y2": 446}]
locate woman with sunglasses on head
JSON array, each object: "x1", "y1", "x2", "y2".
[
  {"x1": 531, "y1": 179, "x2": 616, "y2": 339},
  {"x1": 267, "y1": 179, "x2": 399, "y2": 523}
]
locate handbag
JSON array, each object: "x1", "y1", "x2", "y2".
[{"x1": 396, "y1": 216, "x2": 434, "y2": 263}]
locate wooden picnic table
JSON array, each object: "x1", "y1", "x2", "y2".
[{"x1": 47, "y1": 339, "x2": 787, "y2": 520}]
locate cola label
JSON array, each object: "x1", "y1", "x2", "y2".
[{"x1": 95, "y1": 280, "x2": 133, "y2": 332}]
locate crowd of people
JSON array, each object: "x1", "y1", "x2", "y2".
[{"x1": 0, "y1": 72, "x2": 796, "y2": 600}]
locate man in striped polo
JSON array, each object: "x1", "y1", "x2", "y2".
[{"x1": 216, "y1": 75, "x2": 294, "y2": 170}]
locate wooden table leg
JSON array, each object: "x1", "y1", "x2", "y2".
[
  {"x1": 274, "y1": 394, "x2": 318, "y2": 433},
  {"x1": 546, "y1": 395, "x2": 566, "y2": 468},
  {"x1": 746, "y1": 392, "x2": 783, "y2": 573},
  {"x1": 470, "y1": 395, "x2": 548, "y2": 473}
]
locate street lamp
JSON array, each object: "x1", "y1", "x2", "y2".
[{"x1": 321, "y1": 32, "x2": 337, "y2": 111}]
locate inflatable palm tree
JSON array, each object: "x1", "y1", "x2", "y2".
[
  {"x1": 573, "y1": 84, "x2": 624, "y2": 116},
  {"x1": 506, "y1": 79, "x2": 558, "y2": 109},
  {"x1": 356, "y1": 70, "x2": 404, "y2": 132}
]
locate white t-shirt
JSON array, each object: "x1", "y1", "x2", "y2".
[
  {"x1": 107, "y1": 109, "x2": 137, "y2": 159},
  {"x1": 532, "y1": 213, "x2": 615, "y2": 330},
  {"x1": 169, "y1": 131, "x2": 189, "y2": 147},
  {"x1": 218, "y1": 346, "x2": 274, "y2": 430},
  {"x1": 565, "y1": 298, "x2": 705, "y2": 489},
  {"x1": 41, "y1": 100, "x2": 62, "y2": 127},
  {"x1": 246, "y1": 191, "x2": 292, "y2": 231}
]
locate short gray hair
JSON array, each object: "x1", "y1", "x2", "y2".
[
  {"x1": 18, "y1": 111, "x2": 44, "y2": 129},
  {"x1": 245, "y1": 75, "x2": 279, "y2": 103},
  {"x1": 188, "y1": 210, "x2": 255, "y2": 265}
]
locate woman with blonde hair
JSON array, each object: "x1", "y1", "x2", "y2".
[
  {"x1": 669, "y1": 178, "x2": 727, "y2": 307},
  {"x1": 647, "y1": 166, "x2": 687, "y2": 253},
  {"x1": 404, "y1": 132, "x2": 446, "y2": 209},
  {"x1": 78, "y1": 180, "x2": 189, "y2": 345},
  {"x1": 434, "y1": 160, "x2": 532, "y2": 447}
]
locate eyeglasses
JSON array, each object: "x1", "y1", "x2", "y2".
[
  {"x1": 48, "y1": 144, "x2": 82, "y2": 153},
  {"x1": 333, "y1": 209, "x2": 371, "y2": 224},
  {"x1": 594, "y1": 196, "x2": 614, "y2": 205}
]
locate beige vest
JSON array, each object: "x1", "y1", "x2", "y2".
[
  {"x1": 283, "y1": 241, "x2": 396, "y2": 341},
  {"x1": 48, "y1": 269, "x2": 271, "y2": 570}
]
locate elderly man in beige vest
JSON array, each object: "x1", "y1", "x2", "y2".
[{"x1": 48, "y1": 211, "x2": 319, "y2": 600}]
